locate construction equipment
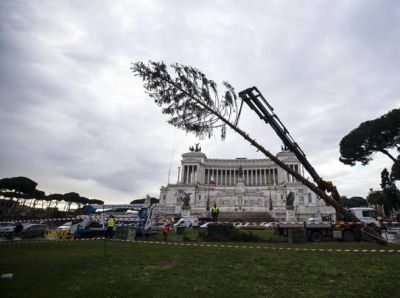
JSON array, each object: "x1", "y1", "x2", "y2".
[
  {"x1": 131, "y1": 197, "x2": 157, "y2": 231},
  {"x1": 238, "y1": 87, "x2": 386, "y2": 243},
  {"x1": 74, "y1": 197, "x2": 158, "y2": 239}
]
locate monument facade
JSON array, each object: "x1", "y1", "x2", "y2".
[{"x1": 158, "y1": 148, "x2": 334, "y2": 222}]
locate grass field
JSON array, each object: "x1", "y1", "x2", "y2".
[{"x1": 1, "y1": 240, "x2": 399, "y2": 298}]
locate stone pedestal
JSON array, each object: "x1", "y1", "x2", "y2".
[
  {"x1": 181, "y1": 209, "x2": 191, "y2": 217},
  {"x1": 286, "y1": 209, "x2": 296, "y2": 223}
]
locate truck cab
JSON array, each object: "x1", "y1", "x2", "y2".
[{"x1": 348, "y1": 207, "x2": 380, "y2": 227}]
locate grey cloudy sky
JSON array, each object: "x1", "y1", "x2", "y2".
[{"x1": 1, "y1": 1, "x2": 399, "y2": 203}]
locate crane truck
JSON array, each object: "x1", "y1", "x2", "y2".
[{"x1": 238, "y1": 87, "x2": 386, "y2": 244}]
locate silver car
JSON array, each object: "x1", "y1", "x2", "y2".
[
  {"x1": 0, "y1": 222, "x2": 16, "y2": 238},
  {"x1": 20, "y1": 223, "x2": 48, "y2": 239}
]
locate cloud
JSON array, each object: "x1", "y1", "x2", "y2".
[{"x1": 0, "y1": 1, "x2": 399, "y2": 203}]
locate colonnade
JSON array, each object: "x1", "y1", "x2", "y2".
[
  {"x1": 204, "y1": 168, "x2": 279, "y2": 186},
  {"x1": 180, "y1": 164, "x2": 301, "y2": 185},
  {"x1": 181, "y1": 165, "x2": 198, "y2": 184}
]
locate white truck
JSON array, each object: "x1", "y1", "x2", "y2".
[{"x1": 173, "y1": 217, "x2": 199, "y2": 228}]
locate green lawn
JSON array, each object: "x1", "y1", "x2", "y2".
[{"x1": 1, "y1": 240, "x2": 399, "y2": 297}]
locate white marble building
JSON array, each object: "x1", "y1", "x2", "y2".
[{"x1": 158, "y1": 149, "x2": 334, "y2": 222}]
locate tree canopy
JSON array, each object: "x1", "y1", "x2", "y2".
[
  {"x1": 0, "y1": 176, "x2": 38, "y2": 194},
  {"x1": 339, "y1": 108, "x2": 400, "y2": 166},
  {"x1": 132, "y1": 61, "x2": 240, "y2": 140},
  {"x1": 391, "y1": 160, "x2": 400, "y2": 180},
  {"x1": 0, "y1": 176, "x2": 101, "y2": 216},
  {"x1": 342, "y1": 196, "x2": 368, "y2": 208},
  {"x1": 380, "y1": 168, "x2": 400, "y2": 214}
]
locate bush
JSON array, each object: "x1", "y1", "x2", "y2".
[
  {"x1": 239, "y1": 226, "x2": 265, "y2": 231},
  {"x1": 204, "y1": 223, "x2": 236, "y2": 242},
  {"x1": 203, "y1": 224, "x2": 264, "y2": 242},
  {"x1": 231, "y1": 231, "x2": 262, "y2": 242}
]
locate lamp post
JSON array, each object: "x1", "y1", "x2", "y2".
[
  {"x1": 206, "y1": 184, "x2": 211, "y2": 217},
  {"x1": 163, "y1": 194, "x2": 166, "y2": 220}
]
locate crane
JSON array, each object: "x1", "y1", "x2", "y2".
[{"x1": 238, "y1": 86, "x2": 386, "y2": 244}]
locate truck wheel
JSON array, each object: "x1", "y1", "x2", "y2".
[
  {"x1": 343, "y1": 231, "x2": 355, "y2": 242},
  {"x1": 309, "y1": 231, "x2": 322, "y2": 242}
]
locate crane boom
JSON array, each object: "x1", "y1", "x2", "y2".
[{"x1": 238, "y1": 87, "x2": 342, "y2": 206}]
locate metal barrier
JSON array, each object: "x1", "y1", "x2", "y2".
[{"x1": 45, "y1": 229, "x2": 72, "y2": 240}]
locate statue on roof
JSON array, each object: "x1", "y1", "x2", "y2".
[{"x1": 189, "y1": 143, "x2": 201, "y2": 152}]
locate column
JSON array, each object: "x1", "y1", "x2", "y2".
[
  {"x1": 182, "y1": 166, "x2": 187, "y2": 184},
  {"x1": 257, "y1": 169, "x2": 259, "y2": 185},
  {"x1": 263, "y1": 169, "x2": 265, "y2": 185}
]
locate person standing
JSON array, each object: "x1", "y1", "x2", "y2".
[
  {"x1": 162, "y1": 224, "x2": 170, "y2": 241},
  {"x1": 14, "y1": 223, "x2": 23, "y2": 238},
  {"x1": 106, "y1": 215, "x2": 115, "y2": 239},
  {"x1": 211, "y1": 203, "x2": 219, "y2": 223}
]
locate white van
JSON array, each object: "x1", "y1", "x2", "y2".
[{"x1": 173, "y1": 217, "x2": 199, "y2": 228}]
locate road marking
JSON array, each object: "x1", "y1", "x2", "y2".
[{"x1": 1, "y1": 238, "x2": 399, "y2": 254}]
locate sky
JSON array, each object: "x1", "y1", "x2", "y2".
[{"x1": 1, "y1": 1, "x2": 399, "y2": 204}]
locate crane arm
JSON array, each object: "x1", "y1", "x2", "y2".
[{"x1": 238, "y1": 87, "x2": 342, "y2": 203}]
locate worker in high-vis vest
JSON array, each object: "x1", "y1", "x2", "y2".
[
  {"x1": 106, "y1": 215, "x2": 115, "y2": 239},
  {"x1": 211, "y1": 203, "x2": 219, "y2": 223}
]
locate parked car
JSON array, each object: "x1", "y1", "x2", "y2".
[
  {"x1": 57, "y1": 222, "x2": 72, "y2": 231},
  {"x1": 173, "y1": 217, "x2": 199, "y2": 228},
  {"x1": 0, "y1": 222, "x2": 16, "y2": 238},
  {"x1": 264, "y1": 222, "x2": 278, "y2": 229},
  {"x1": 20, "y1": 223, "x2": 48, "y2": 239},
  {"x1": 0, "y1": 222, "x2": 16, "y2": 233},
  {"x1": 235, "y1": 222, "x2": 250, "y2": 228}
]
